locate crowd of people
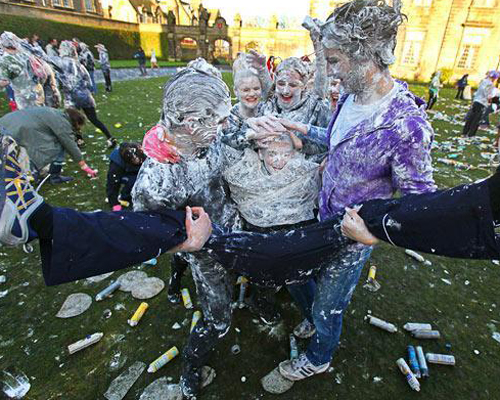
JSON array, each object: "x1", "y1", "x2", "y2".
[{"x1": 2, "y1": 0, "x2": 500, "y2": 398}]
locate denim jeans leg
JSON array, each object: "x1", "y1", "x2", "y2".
[
  {"x1": 305, "y1": 246, "x2": 372, "y2": 366},
  {"x1": 287, "y1": 279, "x2": 316, "y2": 323}
]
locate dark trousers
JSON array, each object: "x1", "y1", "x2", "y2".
[
  {"x1": 82, "y1": 107, "x2": 112, "y2": 139},
  {"x1": 463, "y1": 101, "x2": 486, "y2": 137},
  {"x1": 103, "y1": 69, "x2": 112, "y2": 92},
  {"x1": 427, "y1": 92, "x2": 437, "y2": 110},
  {"x1": 456, "y1": 87, "x2": 465, "y2": 99}
]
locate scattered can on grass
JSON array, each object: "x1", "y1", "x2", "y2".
[
  {"x1": 416, "y1": 346, "x2": 429, "y2": 377},
  {"x1": 181, "y1": 288, "x2": 193, "y2": 309},
  {"x1": 289, "y1": 334, "x2": 299, "y2": 359},
  {"x1": 237, "y1": 277, "x2": 248, "y2": 309},
  {"x1": 396, "y1": 358, "x2": 420, "y2": 392},
  {"x1": 425, "y1": 353, "x2": 456, "y2": 366},
  {"x1": 143, "y1": 258, "x2": 157, "y2": 266},
  {"x1": 412, "y1": 329, "x2": 441, "y2": 339},
  {"x1": 68, "y1": 332, "x2": 104, "y2": 354},
  {"x1": 403, "y1": 322, "x2": 432, "y2": 332},
  {"x1": 96, "y1": 281, "x2": 121, "y2": 301},
  {"x1": 407, "y1": 346, "x2": 421, "y2": 378},
  {"x1": 231, "y1": 344, "x2": 241, "y2": 355},
  {"x1": 147, "y1": 346, "x2": 179, "y2": 373},
  {"x1": 366, "y1": 315, "x2": 397, "y2": 333},
  {"x1": 190, "y1": 311, "x2": 202, "y2": 333},
  {"x1": 128, "y1": 302, "x2": 149, "y2": 327}
]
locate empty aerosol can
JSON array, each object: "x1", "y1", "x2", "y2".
[
  {"x1": 95, "y1": 281, "x2": 121, "y2": 301},
  {"x1": 237, "y1": 276, "x2": 248, "y2": 309},
  {"x1": 396, "y1": 358, "x2": 420, "y2": 392},
  {"x1": 181, "y1": 288, "x2": 193, "y2": 309},
  {"x1": 366, "y1": 315, "x2": 397, "y2": 333},
  {"x1": 412, "y1": 329, "x2": 441, "y2": 339},
  {"x1": 416, "y1": 346, "x2": 429, "y2": 377},
  {"x1": 128, "y1": 302, "x2": 149, "y2": 327},
  {"x1": 289, "y1": 334, "x2": 299, "y2": 359},
  {"x1": 425, "y1": 353, "x2": 456, "y2": 366},
  {"x1": 403, "y1": 322, "x2": 432, "y2": 332},
  {"x1": 147, "y1": 346, "x2": 179, "y2": 373},
  {"x1": 407, "y1": 346, "x2": 421, "y2": 378},
  {"x1": 190, "y1": 311, "x2": 202, "y2": 332}
]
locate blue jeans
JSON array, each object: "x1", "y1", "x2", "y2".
[
  {"x1": 287, "y1": 245, "x2": 372, "y2": 366},
  {"x1": 5, "y1": 85, "x2": 15, "y2": 101}
]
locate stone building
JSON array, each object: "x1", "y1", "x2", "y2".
[{"x1": 310, "y1": 0, "x2": 500, "y2": 84}]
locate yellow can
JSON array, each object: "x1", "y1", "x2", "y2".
[
  {"x1": 368, "y1": 265, "x2": 377, "y2": 281},
  {"x1": 147, "y1": 346, "x2": 179, "y2": 373},
  {"x1": 128, "y1": 302, "x2": 149, "y2": 327},
  {"x1": 190, "y1": 311, "x2": 202, "y2": 332},
  {"x1": 181, "y1": 288, "x2": 193, "y2": 309}
]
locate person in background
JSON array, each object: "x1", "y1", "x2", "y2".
[
  {"x1": 150, "y1": 49, "x2": 159, "y2": 69},
  {"x1": 106, "y1": 142, "x2": 145, "y2": 211},
  {"x1": 456, "y1": 73, "x2": 468, "y2": 100},
  {"x1": 0, "y1": 107, "x2": 97, "y2": 184},
  {"x1": 54, "y1": 40, "x2": 117, "y2": 148},
  {"x1": 79, "y1": 42, "x2": 96, "y2": 94},
  {"x1": 133, "y1": 47, "x2": 147, "y2": 76},
  {"x1": 45, "y1": 38, "x2": 59, "y2": 58},
  {"x1": 462, "y1": 70, "x2": 500, "y2": 137},
  {"x1": 96, "y1": 44, "x2": 112, "y2": 92},
  {"x1": 426, "y1": 70, "x2": 441, "y2": 110}
]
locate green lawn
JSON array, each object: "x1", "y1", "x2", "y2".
[
  {"x1": 96, "y1": 60, "x2": 188, "y2": 69},
  {"x1": 1, "y1": 77, "x2": 500, "y2": 400}
]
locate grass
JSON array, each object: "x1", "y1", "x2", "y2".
[
  {"x1": 1, "y1": 77, "x2": 500, "y2": 400},
  {"x1": 97, "y1": 60, "x2": 188, "y2": 69}
]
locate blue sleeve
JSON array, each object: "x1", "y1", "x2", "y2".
[{"x1": 307, "y1": 125, "x2": 328, "y2": 143}]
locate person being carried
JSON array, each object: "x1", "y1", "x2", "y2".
[
  {"x1": 0, "y1": 107, "x2": 97, "y2": 183},
  {"x1": 106, "y1": 142, "x2": 145, "y2": 211}
]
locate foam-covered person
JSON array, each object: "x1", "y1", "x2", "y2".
[
  {"x1": 0, "y1": 31, "x2": 45, "y2": 109},
  {"x1": 106, "y1": 142, "x2": 145, "y2": 211},
  {"x1": 53, "y1": 41, "x2": 116, "y2": 148},
  {"x1": 328, "y1": 77, "x2": 341, "y2": 111},
  {"x1": 132, "y1": 64, "x2": 242, "y2": 399}
]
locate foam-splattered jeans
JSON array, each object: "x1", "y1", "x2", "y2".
[
  {"x1": 181, "y1": 251, "x2": 234, "y2": 373},
  {"x1": 287, "y1": 245, "x2": 372, "y2": 366}
]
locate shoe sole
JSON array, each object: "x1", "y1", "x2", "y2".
[{"x1": 278, "y1": 361, "x2": 329, "y2": 381}]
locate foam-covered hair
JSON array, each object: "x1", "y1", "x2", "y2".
[
  {"x1": 321, "y1": 0, "x2": 406, "y2": 68},
  {"x1": 186, "y1": 57, "x2": 222, "y2": 79},
  {"x1": 59, "y1": 40, "x2": 78, "y2": 58},
  {"x1": 0, "y1": 31, "x2": 20, "y2": 50},
  {"x1": 162, "y1": 67, "x2": 230, "y2": 128},
  {"x1": 275, "y1": 57, "x2": 310, "y2": 84}
]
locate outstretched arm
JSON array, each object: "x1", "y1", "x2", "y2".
[
  {"x1": 169, "y1": 206, "x2": 213, "y2": 252},
  {"x1": 247, "y1": 50, "x2": 273, "y2": 99}
]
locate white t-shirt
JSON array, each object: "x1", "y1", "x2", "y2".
[
  {"x1": 330, "y1": 83, "x2": 398, "y2": 148},
  {"x1": 474, "y1": 79, "x2": 494, "y2": 107}
]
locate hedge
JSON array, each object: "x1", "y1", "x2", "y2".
[{"x1": 0, "y1": 14, "x2": 143, "y2": 59}]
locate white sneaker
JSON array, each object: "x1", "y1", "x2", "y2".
[
  {"x1": 0, "y1": 136, "x2": 44, "y2": 246},
  {"x1": 279, "y1": 353, "x2": 329, "y2": 381},
  {"x1": 293, "y1": 319, "x2": 316, "y2": 339}
]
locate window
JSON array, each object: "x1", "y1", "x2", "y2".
[
  {"x1": 52, "y1": 0, "x2": 61, "y2": 6},
  {"x1": 456, "y1": 27, "x2": 490, "y2": 69},
  {"x1": 52, "y1": 0, "x2": 73, "y2": 7},
  {"x1": 457, "y1": 44, "x2": 480, "y2": 69},
  {"x1": 401, "y1": 30, "x2": 425, "y2": 66},
  {"x1": 473, "y1": 0, "x2": 496, "y2": 7}
]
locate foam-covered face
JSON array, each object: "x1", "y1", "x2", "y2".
[
  {"x1": 175, "y1": 99, "x2": 231, "y2": 151},
  {"x1": 324, "y1": 47, "x2": 366, "y2": 95},
  {"x1": 259, "y1": 140, "x2": 296, "y2": 174},
  {"x1": 329, "y1": 78, "x2": 341, "y2": 103},
  {"x1": 275, "y1": 70, "x2": 305, "y2": 111},
  {"x1": 235, "y1": 76, "x2": 262, "y2": 110}
]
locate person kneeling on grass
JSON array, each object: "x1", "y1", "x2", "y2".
[
  {"x1": 0, "y1": 107, "x2": 97, "y2": 184},
  {"x1": 106, "y1": 142, "x2": 146, "y2": 211}
]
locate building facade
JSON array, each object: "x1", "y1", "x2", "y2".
[{"x1": 310, "y1": 0, "x2": 500, "y2": 84}]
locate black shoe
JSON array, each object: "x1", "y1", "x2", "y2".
[
  {"x1": 107, "y1": 138, "x2": 117, "y2": 149},
  {"x1": 180, "y1": 366, "x2": 201, "y2": 399},
  {"x1": 49, "y1": 175, "x2": 74, "y2": 184}
]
